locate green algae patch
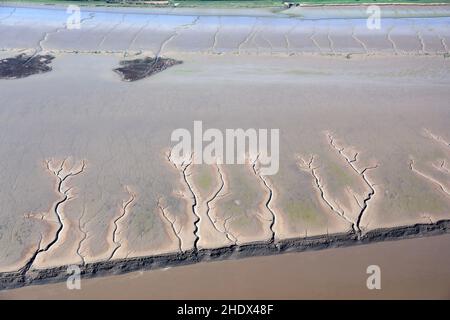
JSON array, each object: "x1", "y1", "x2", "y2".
[{"x1": 284, "y1": 201, "x2": 322, "y2": 225}]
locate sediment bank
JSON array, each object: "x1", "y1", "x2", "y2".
[{"x1": 1, "y1": 219, "x2": 448, "y2": 291}]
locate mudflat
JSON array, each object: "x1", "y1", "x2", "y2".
[{"x1": 0, "y1": 5, "x2": 449, "y2": 291}]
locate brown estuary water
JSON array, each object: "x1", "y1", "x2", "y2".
[{"x1": 1, "y1": 234, "x2": 449, "y2": 299}]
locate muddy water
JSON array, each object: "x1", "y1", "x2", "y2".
[{"x1": 1, "y1": 234, "x2": 449, "y2": 299}]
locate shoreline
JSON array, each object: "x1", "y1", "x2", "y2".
[
  {"x1": 2, "y1": 2, "x2": 450, "y2": 18},
  {"x1": 2, "y1": 1, "x2": 450, "y2": 7},
  {"x1": 1, "y1": 219, "x2": 449, "y2": 291}
]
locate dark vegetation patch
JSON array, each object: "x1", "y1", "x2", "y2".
[
  {"x1": 114, "y1": 57, "x2": 183, "y2": 81},
  {"x1": 0, "y1": 54, "x2": 55, "y2": 80}
]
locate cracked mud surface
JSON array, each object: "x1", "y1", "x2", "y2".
[
  {"x1": 0, "y1": 5, "x2": 450, "y2": 289},
  {"x1": 0, "y1": 54, "x2": 54, "y2": 79}
]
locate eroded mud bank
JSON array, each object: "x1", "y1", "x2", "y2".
[{"x1": 0, "y1": 219, "x2": 448, "y2": 290}]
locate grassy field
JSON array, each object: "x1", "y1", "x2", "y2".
[{"x1": 1, "y1": 0, "x2": 450, "y2": 8}]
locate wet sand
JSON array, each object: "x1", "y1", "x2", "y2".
[{"x1": 1, "y1": 233, "x2": 449, "y2": 299}]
